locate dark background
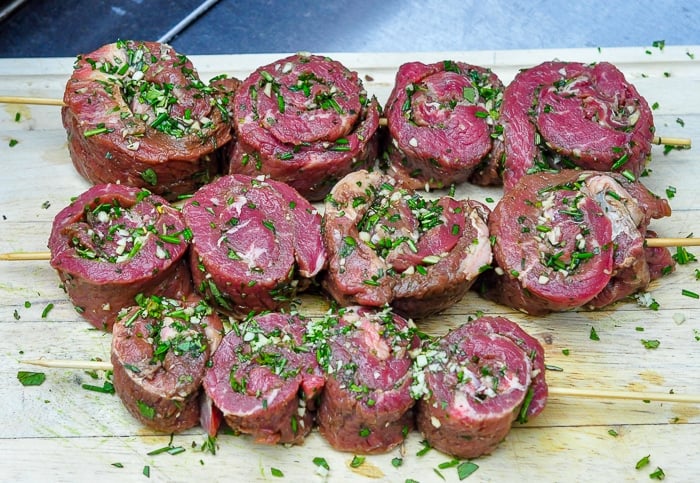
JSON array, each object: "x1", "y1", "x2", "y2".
[{"x1": 0, "y1": 0, "x2": 698, "y2": 58}]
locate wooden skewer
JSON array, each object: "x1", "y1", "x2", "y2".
[
  {"x1": 0, "y1": 95, "x2": 692, "y2": 148},
  {"x1": 22, "y1": 359, "x2": 112, "y2": 371},
  {"x1": 652, "y1": 136, "x2": 692, "y2": 147},
  {"x1": 0, "y1": 251, "x2": 51, "y2": 261},
  {"x1": 548, "y1": 387, "x2": 700, "y2": 404},
  {"x1": 0, "y1": 95, "x2": 64, "y2": 106},
  {"x1": 645, "y1": 237, "x2": 700, "y2": 248},
  {"x1": 3, "y1": 237, "x2": 699, "y2": 261},
  {"x1": 20, "y1": 358, "x2": 700, "y2": 404}
]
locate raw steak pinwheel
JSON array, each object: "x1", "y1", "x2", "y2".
[
  {"x1": 478, "y1": 170, "x2": 674, "y2": 315},
  {"x1": 62, "y1": 40, "x2": 234, "y2": 200},
  {"x1": 229, "y1": 52, "x2": 381, "y2": 201},
  {"x1": 48, "y1": 184, "x2": 192, "y2": 331},
  {"x1": 322, "y1": 170, "x2": 492, "y2": 318},
  {"x1": 313, "y1": 306, "x2": 420, "y2": 454},
  {"x1": 111, "y1": 294, "x2": 223, "y2": 433},
  {"x1": 182, "y1": 174, "x2": 326, "y2": 315},
  {"x1": 500, "y1": 61, "x2": 654, "y2": 190},
  {"x1": 383, "y1": 60, "x2": 504, "y2": 189},
  {"x1": 203, "y1": 312, "x2": 325, "y2": 445},
  {"x1": 412, "y1": 316, "x2": 547, "y2": 459}
]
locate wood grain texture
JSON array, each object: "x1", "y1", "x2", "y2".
[{"x1": 1, "y1": 46, "x2": 699, "y2": 482}]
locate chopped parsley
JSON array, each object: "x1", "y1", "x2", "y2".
[
  {"x1": 641, "y1": 339, "x2": 660, "y2": 349},
  {"x1": 17, "y1": 371, "x2": 46, "y2": 386}
]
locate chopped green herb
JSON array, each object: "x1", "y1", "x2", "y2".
[
  {"x1": 84, "y1": 125, "x2": 114, "y2": 137},
  {"x1": 136, "y1": 400, "x2": 155, "y2": 419},
  {"x1": 143, "y1": 465, "x2": 150, "y2": 478},
  {"x1": 636, "y1": 454, "x2": 651, "y2": 470},
  {"x1": 391, "y1": 457, "x2": 403, "y2": 468},
  {"x1": 652, "y1": 40, "x2": 665, "y2": 50},
  {"x1": 649, "y1": 467, "x2": 665, "y2": 480},
  {"x1": 271, "y1": 467, "x2": 284, "y2": 477},
  {"x1": 41, "y1": 303, "x2": 54, "y2": 318},
  {"x1": 589, "y1": 326, "x2": 600, "y2": 341},
  {"x1": 676, "y1": 117, "x2": 685, "y2": 127},
  {"x1": 608, "y1": 429, "x2": 618, "y2": 437},
  {"x1": 641, "y1": 339, "x2": 661, "y2": 349},
  {"x1": 350, "y1": 455, "x2": 366, "y2": 468},
  {"x1": 111, "y1": 462, "x2": 124, "y2": 468},
  {"x1": 651, "y1": 102, "x2": 660, "y2": 110},
  {"x1": 545, "y1": 364, "x2": 563, "y2": 372},
  {"x1": 457, "y1": 461, "x2": 479, "y2": 480},
  {"x1": 665, "y1": 186, "x2": 676, "y2": 199},
  {"x1": 17, "y1": 371, "x2": 46, "y2": 386},
  {"x1": 141, "y1": 168, "x2": 158, "y2": 186},
  {"x1": 9, "y1": 138, "x2": 19, "y2": 147},
  {"x1": 82, "y1": 381, "x2": 115, "y2": 394},
  {"x1": 14, "y1": 112, "x2": 21, "y2": 122},
  {"x1": 672, "y1": 246, "x2": 696, "y2": 264},
  {"x1": 313, "y1": 456, "x2": 330, "y2": 471},
  {"x1": 562, "y1": 348, "x2": 570, "y2": 356},
  {"x1": 682, "y1": 289, "x2": 699, "y2": 299},
  {"x1": 416, "y1": 439, "x2": 432, "y2": 456}
]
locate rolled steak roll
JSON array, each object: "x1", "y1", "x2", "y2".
[
  {"x1": 48, "y1": 184, "x2": 192, "y2": 331},
  {"x1": 62, "y1": 40, "x2": 234, "y2": 200},
  {"x1": 182, "y1": 174, "x2": 326, "y2": 315},
  {"x1": 383, "y1": 60, "x2": 504, "y2": 189},
  {"x1": 229, "y1": 52, "x2": 381, "y2": 201},
  {"x1": 111, "y1": 294, "x2": 223, "y2": 433},
  {"x1": 413, "y1": 316, "x2": 547, "y2": 459},
  {"x1": 203, "y1": 312, "x2": 325, "y2": 445},
  {"x1": 500, "y1": 61, "x2": 654, "y2": 190},
  {"x1": 322, "y1": 170, "x2": 492, "y2": 318},
  {"x1": 479, "y1": 170, "x2": 673, "y2": 315},
  {"x1": 313, "y1": 306, "x2": 420, "y2": 454}
]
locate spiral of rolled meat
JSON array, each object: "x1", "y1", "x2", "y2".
[
  {"x1": 479, "y1": 170, "x2": 673, "y2": 315},
  {"x1": 500, "y1": 61, "x2": 654, "y2": 190},
  {"x1": 111, "y1": 294, "x2": 223, "y2": 433},
  {"x1": 182, "y1": 174, "x2": 326, "y2": 315},
  {"x1": 413, "y1": 316, "x2": 547, "y2": 459},
  {"x1": 48, "y1": 184, "x2": 192, "y2": 331},
  {"x1": 322, "y1": 170, "x2": 492, "y2": 319},
  {"x1": 202, "y1": 312, "x2": 325, "y2": 445},
  {"x1": 313, "y1": 306, "x2": 420, "y2": 454},
  {"x1": 383, "y1": 60, "x2": 504, "y2": 189},
  {"x1": 62, "y1": 40, "x2": 235, "y2": 200},
  {"x1": 228, "y1": 52, "x2": 381, "y2": 201}
]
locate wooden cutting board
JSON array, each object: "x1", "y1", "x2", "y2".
[{"x1": 1, "y1": 45, "x2": 699, "y2": 482}]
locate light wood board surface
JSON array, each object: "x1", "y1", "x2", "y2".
[{"x1": 1, "y1": 46, "x2": 699, "y2": 482}]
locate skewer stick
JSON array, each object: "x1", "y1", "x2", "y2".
[
  {"x1": 20, "y1": 358, "x2": 700, "y2": 404},
  {"x1": 645, "y1": 238, "x2": 700, "y2": 248},
  {"x1": 4, "y1": 237, "x2": 700, "y2": 261},
  {"x1": 0, "y1": 251, "x2": 51, "y2": 261},
  {"x1": 652, "y1": 135, "x2": 691, "y2": 147},
  {"x1": 548, "y1": 387, "x2": 700, "y2": 404},
  {"x1": 0, "y1": 95, "x2": 693, "y2": 148},
  {"x1": 0, "y1": 96, "x2": 64, "y2": 106},
  {"x1": 21, "y1": 359, "x2": 112, "y2": 371}
]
